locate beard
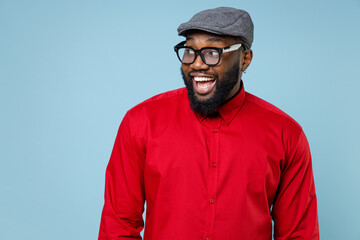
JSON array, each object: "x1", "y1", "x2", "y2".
[{"x1": 181, "y1": 61, "x2": 240, "y2": 116}]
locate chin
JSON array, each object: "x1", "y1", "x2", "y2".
[
  {"x1": 180, "y1": 62, "x2": 240, "y2": 116},
  {"x1": 193, "y1": 90, "x2": 216, "y2": 102}
]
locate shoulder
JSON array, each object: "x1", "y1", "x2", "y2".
[
  {"x1": 243, "y1": 92, "x2": 309, "y2": 166},
  {"x1": 140, "y1": 87, "x2": 187, "y2": 106},
  {"x1": 120, "y1": 87, "x2": 190, "y2": 139},
  {"x1": 243, "y1": 92, "x2": 306, "y2": 154},
  {"x1": 128, "y1": 87, "x2": 187, "y2": 113},
  {"x1": 124, "y1": 87, "x2": 189, "y2": 124},
  {"x1": 244, "y1": 91, "x2": 302, "y2": 130}
]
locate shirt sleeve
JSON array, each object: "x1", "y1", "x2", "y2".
[
  {"x1": 99, "y1": 112, "x2": 146, "y2": 239},
  {"x1": 272, "y1": 130, "x2": 319, "y2": 240}
]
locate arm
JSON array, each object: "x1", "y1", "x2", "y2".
[
  {"x1": 272, "y1": 130, "x2": 319, "y2": 240},
  {"x1": 99, "y1": 113, "x2": 146, "y2": 239}
]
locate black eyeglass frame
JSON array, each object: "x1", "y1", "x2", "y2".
[{"x1": 174, "y1": 41, "x2": 247, "y2": 66}]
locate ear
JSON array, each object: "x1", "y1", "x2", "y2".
[{"x1": 241, "y1": 49, "x2": 253, "y2": 71}]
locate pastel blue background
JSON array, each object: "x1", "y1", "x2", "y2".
[{"x1": 1, "y1": 0, "x2": 359, "y2": 239}]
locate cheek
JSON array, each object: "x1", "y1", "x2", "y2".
[
  {"x1": 181, "y1": 65, "x2": 189, "y2": 75},
  {"x1": 216, "y1": 56, "x2": 240, "y2": 76},
  {"x1": 211, "y1": 65, "x2": 226, "y2": 79}
]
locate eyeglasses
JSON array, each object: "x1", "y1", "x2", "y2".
[{"x1": 174, "y1": 41, "x2": 245, "y2": 66}]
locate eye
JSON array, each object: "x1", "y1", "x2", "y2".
[
  {"x1": 205, "y1": 49, "x2": 219, "y2": 57},
  {"x1": 184, "y1": 48, "x2": 194, "y2": 55}
]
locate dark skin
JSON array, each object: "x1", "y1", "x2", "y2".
[{"x1": 182, "y1": 31, "x2": 253, "y2": 102}]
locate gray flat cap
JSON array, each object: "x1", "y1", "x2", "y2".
[{"x1": 177, "y1": 7, "x2": 254, "y2": 48}]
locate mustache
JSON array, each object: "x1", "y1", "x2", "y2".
[
  {"x1": 182, "y1": 70, "x2": 218, "y2": 80},
  {"x1": 187, "y1": 70, "x2": 217, "y2": 77}
]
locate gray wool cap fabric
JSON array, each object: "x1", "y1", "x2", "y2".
[{"x1": 177, "y1": 7, "x2": 254, "y2": 48}]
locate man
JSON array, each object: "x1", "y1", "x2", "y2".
[{"x1": 99, "y1": 7, "x2": 319, "y2": 240}]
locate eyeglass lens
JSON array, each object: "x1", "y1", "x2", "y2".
[{"x1": 177, "y1": 47, "x2": 220, "y2": 65}]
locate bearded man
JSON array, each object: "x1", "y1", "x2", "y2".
[{"x1": 99, "y1": 7, "x2": 319, "y2": 240}]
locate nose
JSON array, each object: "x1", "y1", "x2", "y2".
[{"x1": 189, "y1": 54, "x2": 209, "y2": 71}]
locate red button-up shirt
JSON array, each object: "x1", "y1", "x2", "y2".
[{"x1": 99, "y1": 84, "x2": 319, "y2": 239}]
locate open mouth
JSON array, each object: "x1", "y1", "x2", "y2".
[{"x1": 193, "y1": 76, "x2": 216, "y2": 95}]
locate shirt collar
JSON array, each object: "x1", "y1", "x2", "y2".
[{"x1": 195, "y1": 81, "x2": 246, "y2": 125}]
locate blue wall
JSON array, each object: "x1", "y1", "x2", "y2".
[{"x1": 1, "y1": 0, "x2": 359, "y2": 239}]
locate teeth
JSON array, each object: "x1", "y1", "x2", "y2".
[{"x1": 194, "y1": 76, "x2": 214, "y2": 82}]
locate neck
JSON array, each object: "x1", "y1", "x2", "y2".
[{"x1": 225, "y1": 78, "x2": 241, "y2": 101}]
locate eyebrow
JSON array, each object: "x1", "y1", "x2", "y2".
[{"x1": 186, "y1": 37, "x2": 225, "y2": 43}]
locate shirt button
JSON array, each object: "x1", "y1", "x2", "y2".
[
  {"x1": 205, "y1": 238, "x2": 211, "y2": 240},
  {"x1": 209, "y1": 198, "x2": 215, "y2": 204},
  {"x1": 211, "y1": 162, "x2": 216, "y2": 167},
  {"x1": 212, "y1": 128, "x2": 218, "y2": 133}
]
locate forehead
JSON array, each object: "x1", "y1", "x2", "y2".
[{"x1": 185, "y1": 31, "x2": 237, "y2": 46}]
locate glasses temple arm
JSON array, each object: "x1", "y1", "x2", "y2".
[{"x1": 222, "y1": 43, "x2": 245, "y2": 53}]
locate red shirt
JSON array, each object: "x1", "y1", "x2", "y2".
[{"x1": 99, "y1": 84, "x2": 319, "y2": 240}]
